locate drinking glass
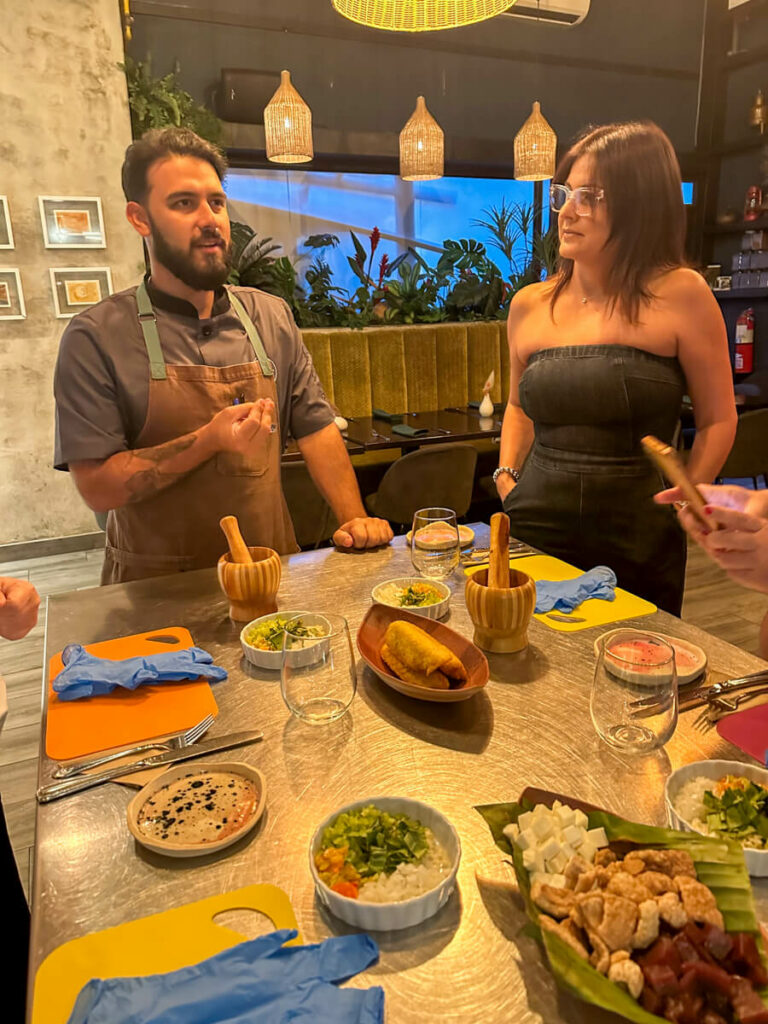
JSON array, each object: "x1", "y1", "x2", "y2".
[
  {"x1": 410, "y1": 508, "x2": 460, "y2": 580},
  {"x1": 590, "y1": 630, "x2": 678, "y2": 753},
  {"x1": 280, "y1": 613, "x2": 356, "y2": 725}
]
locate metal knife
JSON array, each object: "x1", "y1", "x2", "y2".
[
  {"x1": 37, "y1": 730, "x2": 264, "y2": 803},
  {"x1": 629, "y1": 669, "x2": 768, "y2": 715}
]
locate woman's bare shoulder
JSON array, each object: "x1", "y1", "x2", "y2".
[
  {"x1": 508, "y1": 281, "x2": 554, "y2": 318},
  {"x1": 653, "y1": 267, "x2": 711, "y2": 304}
]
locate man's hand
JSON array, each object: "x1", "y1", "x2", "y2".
[
  {"x1": 0, "y1": 577, "x2": 40, "y2": 640},
  {"x1": 333, "y1": 517, "x2": 393, "y2": 550},
  {"x1": 203, "y1": 399, "x2": 276, "y2": 456}
]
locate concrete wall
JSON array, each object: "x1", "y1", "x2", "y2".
[{"x1": 0, "y1": 0, "x2": 142, "y2": 545}]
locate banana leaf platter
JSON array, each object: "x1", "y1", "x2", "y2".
[{"x1": 475, "y1": 786, "x2": 768, "y2": 1024}]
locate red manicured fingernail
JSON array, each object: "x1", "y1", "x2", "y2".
[{"x1": 704, "y1": 507, "x2": 713, "y2": 515}]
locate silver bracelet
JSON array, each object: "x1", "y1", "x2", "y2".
[{"x1": 493, "y1": 466, "x2": 520, "y2": 485}]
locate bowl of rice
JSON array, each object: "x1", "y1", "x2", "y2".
[
  {"x1": 309, "y1": 796, "x2": 461, "y2": 930},
  {"x1": 665, "y1": 759, "x2": 768, "y2": 876}
]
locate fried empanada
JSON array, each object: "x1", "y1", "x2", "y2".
[
  {"x1": 380, "y1": 642, "x2": 451, "y2": 689},
  {"x1": 383, "y1": 620, "x2": 467, "y2": 682}
]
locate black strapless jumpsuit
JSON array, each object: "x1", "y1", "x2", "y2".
[{"x1": 502, "y1": 345, "x2": 687, "y2": 615}]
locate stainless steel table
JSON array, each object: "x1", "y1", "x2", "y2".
[{"x1": 30, "y1": 526, "x2": 768, "y2": 1022}]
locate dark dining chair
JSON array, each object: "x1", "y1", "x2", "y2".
[
  {"x1": 364, "y1": 443, "x2": 478, "y2": 526},
  {"x1": 716, "y1": 408, "x2": 768, "y2": 487},
  {"x1": 281, "y1": 462, "x2": 337, "y2": 548}
]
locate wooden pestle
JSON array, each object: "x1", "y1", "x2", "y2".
[
  {"x1": 219, "y1": 515, "x2": 253, "y2": 564},
  {"x1": 488, "y1": 513, "x2": 510, "y2": 590}
]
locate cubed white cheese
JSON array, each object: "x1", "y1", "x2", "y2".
[
  {"x1": 572, "y1": 809, "x2": 589, "y2": 829},
  {"x1": 555, "y1": 806, "x2": 576, "y2": 828},
  {"x1": 538, "y1": 836, "x2": 561, "y2": 863},
  {"x1": 530, "y1": 871, "x2": 550, "y2": 888},
  {"x1": 515, "y1": 827, "x2": 536, "y2": 851},
  {"x1": 545, "y1": 873, "x2": 567, "y2": 889},
  {"x1": 531, "y1": 815, "x2": 554, "y2": 841},
  {"x1": 502, "y1": 822, "x2": 520, "y2": 843},
  {"x1": 563, "y1": 824, "x2": 585, "y2": 848},
  {"x1": 547, "y1": 850, "x2": 568, "y2": 874},
  {"x1": 522, "y1": 847, "x2": 537, "y2": 870},
  {"x1": 579, "y1": 838, "x2": 597, "y2": 864},
  {"x1": 517, "y1": 811, "x2": 535, "y2": 832},
  {"x1": 586, "y1": 827, "x2": 608, "y2": 848},
  {"x1": 559, "y1": 843, "x2": 576, "y2": 864}
]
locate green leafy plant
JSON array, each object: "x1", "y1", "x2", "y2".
[
  {"x1": 121, "y1": 56, "x2": 223, "y2": 144},
  {"x1": 381, "y1": 259, "x2": 446, "y2": 324}
]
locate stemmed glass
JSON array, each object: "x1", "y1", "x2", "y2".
[
  {"x1": 410, "y1": 508, "x2": 460, "y2": 580},
  {"x1": 590, "y1": 630, "x2": 678, "y2": 753},
  {"x1": 280, "y1": 613, "x2": 356, "y2": 725}
]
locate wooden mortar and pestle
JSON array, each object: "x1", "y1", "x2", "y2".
[
  {"x1": 217, "y1": 515, "x2": 282, "y2": 622},
  {"x1": 465, "y1": 513, "x2": 537, "y2": 653}
]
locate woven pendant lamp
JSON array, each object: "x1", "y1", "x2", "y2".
[
  {"x1": 514, "y1": 101, "x2": 557, "y2": 181},
  {"x1": 400, "y1": 96, "x2": 444, "y2": 181},
  {"x1": 264, "y1": 70, "x2": 313, "y2": 164},
  {"x1": 332, "y1": 0, "x2": 513, "y2": 31}
]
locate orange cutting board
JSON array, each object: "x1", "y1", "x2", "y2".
[
  {"x1": 32, "y1": 884, "x2": 301, "y2": 1024},
  {"x1": 46, "y1": 627, "x2": 218, "y2": 760}
]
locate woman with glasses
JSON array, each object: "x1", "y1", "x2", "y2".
[{"x1": 495, "y1": 121, "x2": 736, "y2": 614}]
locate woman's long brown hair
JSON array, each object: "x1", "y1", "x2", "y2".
[{"x1": 548, "y1": 121, "x2": 687, "y2": 324}]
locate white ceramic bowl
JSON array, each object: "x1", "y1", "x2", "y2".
[
  {"x1": 665, "y1": 759, "x2": 768, "y2": 876},
  {"x1": 240, "y1": 611, "x2": 330, "y2": 670},
  {"x1": 127, "y1": 760, "x2": 266, "y2": 858},
  {"x1": 309, "y1": 795, "x2": 461, "y2": 930},
  {"x1": 370, "y1": 578, "x2": 451, "y2": 620}
]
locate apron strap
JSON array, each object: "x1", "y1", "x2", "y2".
[
  {"x1": 135, "y1": 281, "x2": 167, "y2": 381},
  {"x1": 226, "y1": 289, "x2": 274, "y2": 378}
]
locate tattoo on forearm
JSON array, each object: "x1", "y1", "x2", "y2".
[{"x1": 124, "y1": 434, "x2": 200, "y2": 503}]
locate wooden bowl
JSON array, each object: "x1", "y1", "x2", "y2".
[
  {"x1": 356, "y1": 603, "x2": 488, "y2": 703},
  {"x1": 217, "y1": 546, "x2": 281, "y2": 623},
  {"x1": 464, "y1": 567, "x2": 536, "y2": 653}
]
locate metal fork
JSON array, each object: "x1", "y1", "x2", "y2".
[
  {"x1": 52, "y1": 714, "x2": 215, "y2": 778},
  {"x1": 370, "y1": 428, "x2": 389, "y2": 440},
  {"x1": 693, "y1": 688, "x2": 768, "y2": 731}
]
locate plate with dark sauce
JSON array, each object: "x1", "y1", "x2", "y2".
[{"x1": 127, "y1": 761, "x2": 266, "y2": 857}]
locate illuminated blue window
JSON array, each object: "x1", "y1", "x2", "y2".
[{"x1": 226, "y1": 169, "x2": 548, "y2": 294}]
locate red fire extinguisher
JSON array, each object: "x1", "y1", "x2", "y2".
[{"x1": 735, "y1": 307, "x2": 755, "y2": 374}]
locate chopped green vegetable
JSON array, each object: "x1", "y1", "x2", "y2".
[
  {"x1": 702, "y1": 778, "x2": 768, "y2": 849},
  {"x1": 244, "y1": 616, "x2": 325, "y2": 651},
  {"x1": 398, "y1": 584, "x2": 442, "y2": 608},
  {"x1": 319, "y1": 804, "x2": 429, "y2": 878}
]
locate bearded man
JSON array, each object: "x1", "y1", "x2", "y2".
[{"x1": 53, "y1": 128, "x2": 391, "y2": 583}]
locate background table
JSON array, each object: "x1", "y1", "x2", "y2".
[
  {"x1": 30, "y1": 526, "x2": 768, "y2": 1022},
  {"x1": 343, "y1": 409, "x2": 502, "y2": 450}
]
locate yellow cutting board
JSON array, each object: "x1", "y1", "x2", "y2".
[
  {"x1": 465, "y1": 554, "x2": 656, "y2": 632},
  {"x1": 32, "y1": 884, "x2": 300, "y2": 1024}
]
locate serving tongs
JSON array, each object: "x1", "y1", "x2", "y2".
[{"x1": 630, "y1": 669, "x2": 768, "y2": 718}]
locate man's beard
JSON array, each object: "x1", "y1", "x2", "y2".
[{"x1": 149, "y1": 220, "x2": 233, "y2": 291}]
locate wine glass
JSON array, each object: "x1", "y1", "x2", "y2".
[
  {"x1": 280, "y1": 613, "x2": 356, "y2": 725},
  {"x1": 590, "y1": 630, "x2": 678, "y2": 753},
  {"x1": 410, "y1": 508, "x2": 460, "y2": 580}
]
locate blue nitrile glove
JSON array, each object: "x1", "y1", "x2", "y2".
[
  {"x1": 67, "y1": 929, "x2": 384, "y2": 1024},
  {"x1": 52, "y1": 643, "x2": 227, "y2": 701},
  {"x1": 535, "y1": 566, "x2": 617, "y2": 613}
]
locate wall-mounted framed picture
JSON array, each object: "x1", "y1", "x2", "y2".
[
  {"x1": 39, "y1": 196, "x2": 106, "y2": 248},
  {"x1": 0, "y1": 269, "x2": 26, "y2": 320},
  {"x1": 0, "y1": 197, "x2": 13, "y2": 249},
  {"x1": 49, "y1": 267, "x2": 112, "y2": 318}
]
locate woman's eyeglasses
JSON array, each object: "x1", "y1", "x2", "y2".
[{"x1": 550, "y1": 184, "x2": 605, "y2": 217}]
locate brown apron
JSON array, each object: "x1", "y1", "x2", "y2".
[{"x1": 102, "y1": 282, "x2": 298, "y2": 584}]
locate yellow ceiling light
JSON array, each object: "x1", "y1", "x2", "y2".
[
  {"x1": 514, "y1": 100, "x2": 557, "y2": 181},
  {"x1": 264, "y1": 70, "x2": 313, "y2": 164},
  {"x1": 400, "y1": 96, "x2": 444, "y2": 181},
  {"x1": 331, "y1": 0, "x2": 514, "y2": 32}
]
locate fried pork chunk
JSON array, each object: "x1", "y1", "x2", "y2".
[
  {"x1": 607, "y1": 957, "x2": 644, "y2": 999},
  {"x1": 563, "y1": 854, "x2": 592, "y2": 891},
  {"x1": 656, "y1": 891, "x2": 688, "y2": 929},
  {"x1": 531, "y1": 880, "x2": 577, "y2": 919},
  {"x1": 594, "y1": 848, "x2": 617, "y2": 868},
  {"x1": 634, "y1": 870, "x2": 677, "y2": 897},
  {"x1": 539, "y1": 914, "x2": 589, "y2": 961},
  {"x1": 606, "y1": 872, "x2": 653, "y2": 904},
  {"x1": 676, "y1": 875, "x2": 725, "y2": 929},
  {"x1": 621, "y1": 848, "x2": 696, "y2": 879},
  {"x1": 574, "y1": 892, "x2": 638, "y2": 953},
  {"x1": 631, "y1": 899, "x2": 660, "y2": 950}
]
